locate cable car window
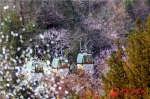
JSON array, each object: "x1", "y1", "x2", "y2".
[
  {"x1": 89, "y1": 55, "x2": 93, "y2": 64},
  {"x1": 52, "y1": 59, "x2": 59, "y2": 68},
  {"x1": 31, "y1": 64, "x2": 35, "y2": 72},
  {"x1": 57, "y1": 60, "x2": 61, "y2": 68},
  {"x1": 61, "y1": 61, "x2": 64, "y2": 66},
  {"x1": 88, "y1": 55, "x2": 90, "y2": 63},
  {"x1": 31, "y1": 62, "x2": 43, "y2": 73},
  {"x1": 77, "y1": 54, "x2": 84, "y2": 63},
  {"x1": 84, "y1": 55, "x2": 93, "y2": 64},
  {"x1": 26, "y1": 61, "x2": 32, "y2": 71},
  {"x1": 60, "y1": 61, "x2": 68, "y2": 68},
  {"x1": 83, "y1": 55, "x2": 86, "y2": 64}
]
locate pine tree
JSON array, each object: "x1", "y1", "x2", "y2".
[
  {"x1": 1, "y1": 12, "x2": 22, "y2": 65},
  {"x1": 102, "y1": 40, "x2": 129, "y2": 99},
  {"x1": 102, "y1": 15, "x2": 150, "y2": 99},
  {"x1": 124, "y1": 16, "x2": 150, "y2": 98},
  {"x1": 0, "y1": 6, "x2": 38, "y2": 98}
]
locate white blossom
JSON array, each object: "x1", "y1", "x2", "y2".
[
  {"x1": 39, "y1": 34, "x2": 44, "y2": 39},
  {"x1": 58, "y1": 87, "x2": 62, "y2": 90},
  {"x1": 2, "y1": 35, "x2": 4, "y2": 38},
  {"x1": 1, "y1": 22, "x2": 4, "y2": 26},
  {"x1": 30, "y1": 49, "x2": 33, "y2": 53},
  {"x1": 46, "y1": 60, "x2": 50, "y2": 65},
  {"x1": 4, "y1": 18, "x2": 8, "y2": 21},
  {"x1": 6, "y1": 83, "x2": 10, "y2": 87},
  {"x1": 65, "y1": 90, "x2": 68, "y2": 94},
  {"x1": 22, "y1": 28, "x2": 25, "y2": 31},
  {"x1": 13, "y1": 5, "x2": 16, "y2": 8},
  {"x1": 53, "y1": 84, "x2": 57, "y2": 88},
  {"x1": 33, "y1": 24, "x2": 35, "y2": 27},
  {"x1": 15, "y1": 33, "x2": 18, "y2": 36},
  {"x1": 11, "y1": 31, "x2": 14, "y2": 35},
  {"x1": 7, "y1": 16, "x2": 10, "y2": 19},
  {"x1": 4, "y1": 5, "x2": 9, "y2": 10},
  {"x1": 16, "y1": 72, "x2": 19, "y2": 76},
  {"x1": 0, "y1": 31, "x2": 3, "y2": 34},
  {"x1": 20, "y1": 35, "x2": 22, "y2": 38},
  {"x1": 16, "y1": 79, "x2": 20, "y2": 83},
  {"x1": 50, "y1": 86, "x2": 55, "y2": 91}
]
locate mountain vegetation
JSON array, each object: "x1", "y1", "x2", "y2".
[
  {"x1": 102, "y1": 16, "x2": 150, "y2": 99},
  {"x1": 0, "y1": 0, "x2": 150, "y2": 98}
]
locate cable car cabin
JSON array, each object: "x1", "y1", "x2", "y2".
[
  {"x1": 52, "y1": 58, "x2": 69, "y2": 69},
  {"x1": 77, "y1": 53, "x2": 94, "y2": 70},
  {"x1": 26, "y1": 60, "x2": 44, "y2": 73},
  {"x1": 51, "y1": 58, "x2": 69, "y2": 75}
]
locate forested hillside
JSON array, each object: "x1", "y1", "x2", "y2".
[{"x1": 0, "y1": 0, "x2": 150, "y2": 99}]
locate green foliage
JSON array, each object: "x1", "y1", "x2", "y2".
[
  {"x1": 124, "y1": 0, "x2": 136, "y2": 8},
  {"x1": 125, "y1": 16, "x2": 150, "y2": 88},
  {"x1": 1, "y1": 12, "x2": 21, "y2": 33},
  {"x1": 44, "y1": 51, "x2": 51, "y2": 63},
  {"x1": 1, "y1": 12, "x2": 22, "y2": 61},
  {"x1": 102, "y1": 40, "x2": 129, "y2": 98},
  {"x1": 0, "y1": 72, "x2": 33, "y2": 98},
  {"x1": 56, "y1": 0, "x2": 79, "y2": 29},
  {"x1": 23, "y1": 20, "x2": 38, "y2": 43},
  {"x1": 68, "y1": 41, "x2": 80, "y2": 63},
  {"x1": 64, "y1": 49, "x2": 69, "y2": 58},
  {"x1": 123, "y1": 0, "x2": 136, "y2": 13},
  {"x1": 145, "y1": 0, "x2": 150, "y2": 5},
  {"x1": 25, "y1": 20, "x2": 38, "y2": 32},
  {"x1": 0, "y1": 12, "x2": 40, "y2": 65},
  {"x1": 135, "y1": 18, "x2": 142, "y2": 30},
  {"x1": 68, "y1": 90, "x2": 80, "y2": 99},
  {"x1": 102, "y1": 15, "x2": 150, "y2": 98},
  {"x1": 67, "y1": 88, "x2": 102, "y2": 99}
]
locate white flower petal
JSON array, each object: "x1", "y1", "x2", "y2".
[
  {"x1": 13, "y1": 6, "x2": 16, "y2": 8},
  {"x1": 33, "y1": 24, "x2": 35, "y2": 27},
  {"x1": 5, "y1": 18, "x2": 7, "y2": 21},
  {"x1": 39, "y1": 34, "x2": 44, "y2": 39},
  {"x1": 22, "y1": 28, "x2": 25, "y2": 31},
  {"x1": 1, "y1": 23, "x2": 4, "y2": 26},
  {"x1": 2, "y1": 35, "x2": 4, "y2": 38},
  {"x1": 46, "y1": 60, "x2": 50, "y2": 65},
  {"x1": 58, "y1": 87, "x2": 62, "y2": 90},
  {"x1": 65, "y1": 90, "x2": 68, "y2": 94},
  {"x1": 17, "y1": 47, "x2": 21, "y2": 51}
]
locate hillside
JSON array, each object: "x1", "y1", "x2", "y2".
[{"x1": 0, "y1": 0, "x2": 150, "y2": 99}]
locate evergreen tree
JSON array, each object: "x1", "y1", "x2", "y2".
[
  {"x1": 0, "y1": 6, "x2": 38, "y2": 99},
  {"x1": 1, "y1": 12, "x2": 23, "y2": 65},
  {"x1": 124, "y1": 15, "x2": 150, "y2": 98},
  {"x1": 102, "y1": 40, "x2": 129, "y2": 99},
  {"x1": 102, "y1": 15, "x2": 150, "y2": 99}
]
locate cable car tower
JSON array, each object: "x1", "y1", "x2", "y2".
[{"x1": 77, "y1": 38, "x2": 94, "y2": 70}]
